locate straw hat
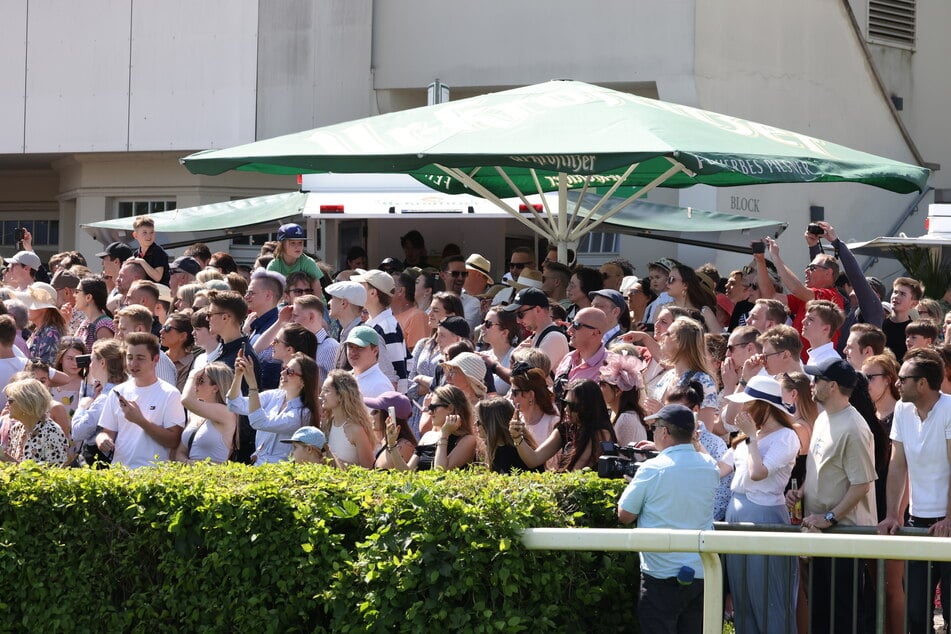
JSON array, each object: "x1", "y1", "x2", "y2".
[
  {"x1": 465, "y1": 254, "x2": 494, "y2": 284},
  {"x1": 18, "y1": 282, "x2": 58, "y2": 310},
  {"x1": 513, "y1": 269, "x2": 543, "y2": 291}
]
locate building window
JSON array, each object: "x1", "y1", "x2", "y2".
[
  {"x1": 116, "y1": 200, "x2": 177, "y2": 218},
  {"x1": 1, "y1": 220, "x2": 59, "y2": 247},
  {"x1": 577, "y1": 231, "x2": 619, "y2": 255},
  {"x1": 231, "y1": 231, "x2": 280, "y2": 247},
  {"x1": 868, "y1": 0, "x2": 916, "y2": 49}
]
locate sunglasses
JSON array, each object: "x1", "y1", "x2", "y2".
[
  {"x1": 427, "y1": 402, "x2": 448, "y2": 413},
  {"x1": 160, "y1": 325, "x2": 183, "y2": 333},
  {"x1": 281, "y1": 367, "x2": 300, "y2": 377},
  {"x1": 516, "y1": 307, "x2": 533, "y2": 320},
  {"x1": 805, "y1": 264, "x2": 832, "y2": 272},
  {"x1": 563, "y1": 400, "x2": 579, "y2": 411},
  {"x1": 509, "y1": 262, "x2": 528, "y2": 270},
  {"x1": 482, "y1": 321, "x2": 498, "y2": 329},
  {"x1": 570, "y1": 320, "x2": 596, "y2": 331},
  {"x1": 447, "y1": 270, "x2": 468, "y2": 279},
  {"x1": 667, "y1": 276, "x2": 681, "y2": 284}
]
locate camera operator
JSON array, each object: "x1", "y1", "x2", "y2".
[{"x1": 617, "y1": 404, "x2": 719, "y2": 633}]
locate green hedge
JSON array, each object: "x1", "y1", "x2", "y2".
[{"x1": 0, "y1": 463, "x2": 640, "y2": 633}]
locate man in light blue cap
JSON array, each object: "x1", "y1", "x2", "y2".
[{"x1": 280, "y1": 426, "x2": 327, "y2": 463}]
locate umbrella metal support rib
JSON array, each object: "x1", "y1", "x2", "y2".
[
  {"x1": 492, "y1": 166, "x2": 551, "y2": 230},
  {"x1": 529, "y1": 168, "x2": 558, "y2": 229},
  {"x1": 568, "y1": 175, "x2": 591, "y2": 230},
  {"x1": 569, "y1": 159, "x2": 689, "y2": 239},
  {"x1": 434, "y1": 164, "x2": 557, "y2": 243}
]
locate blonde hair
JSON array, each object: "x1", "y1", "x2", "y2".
[
  {"x1": 197, "y1": 362, "x2": 234, "y2": 404},
  {"x1": 666, "y1": 317, "x2": 710, "y2": 375},
  {"x1": 324, "y1": 370, "x2": 373, "y2": 438},
  {"x1": 4, "y1": 378, "x2": 53, "y2": 424}
]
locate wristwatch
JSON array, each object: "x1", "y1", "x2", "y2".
[{"x1": 824, "y1": 511, "x2": 838, "y2": 526}]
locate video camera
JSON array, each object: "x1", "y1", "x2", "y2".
[{"x1": 597, "y1": 441, "x2": 656, "y2": 479}]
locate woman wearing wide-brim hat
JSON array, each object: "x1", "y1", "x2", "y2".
[
  {"x1": 18, "y1": 282, "x2": 67, "y2": 365},
  {"x1": 720, "y1": 375, "x2": 800, "y2": 633}
]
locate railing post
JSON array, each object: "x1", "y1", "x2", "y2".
[{"x1": 699, "y1": 552, "x2": 723, "y2": 634}]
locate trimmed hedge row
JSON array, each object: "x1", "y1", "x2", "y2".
[{"x1": 0, "y1": 463, "x2": 640, "y2": 633}]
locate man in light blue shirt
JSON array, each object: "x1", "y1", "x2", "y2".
[{"x1": 618, "y1": 404, "x2": 719, "y2": 634}]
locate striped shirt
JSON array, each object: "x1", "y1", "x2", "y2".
[
  {"x1": 366, "y1": 308, "x2": 408, "y2": 392},
  {"x1": 315, "y1": 328, "x2": 339, "y2": 383}
]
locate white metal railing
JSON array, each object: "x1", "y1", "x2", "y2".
[{"x1": 521, "y1": 527, "x2": 951, "y2": 634}]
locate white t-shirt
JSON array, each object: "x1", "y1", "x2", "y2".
[
  {"x1": 353, "y1": 365, "x2": 394, "y2": 399},
  {"x1": 891, "y1": 394, "x2": 951, "y2": 518},
  {"x1": 99, "y1": 378, "x2": 186, "y2": 469},
  {"x1": 0, "y1": 355, "x2": 27, "y2": 410},
  {"x1": 730, "y1": 426, "x2": 800, "y2": 507}
]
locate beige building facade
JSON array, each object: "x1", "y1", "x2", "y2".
[{"x1": 0, "y1": 0, "x2": 946, "y2": 280}]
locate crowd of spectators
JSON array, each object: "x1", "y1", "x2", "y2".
[{"x1": 3, "y1": 217, "x2": 951, "y2": 633}]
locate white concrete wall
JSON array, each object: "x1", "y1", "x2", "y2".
[
  {"x1": 687, "y1": 0, "x2": 930, "y2": 282},
  {"x1": 257, "y1": 0, "x2": 374, "y2": 138},
  {"x1": 371, "y1": 0, "x2": 696, "y2": 91},
  {"x1": 0, "y1": 0, "x2": 259, "y2": 154}
]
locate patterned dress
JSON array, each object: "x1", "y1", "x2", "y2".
[{"x1": 7, "y1": 417, "x2": 69, "y2": 465}]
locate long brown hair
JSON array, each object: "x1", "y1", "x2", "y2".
[
  {"x1": 510, "y1": 367, "x2": 557, "y2": 416},
  {"x1": 732, "y1": 400, "x2": 795, "y2": 448},
  {"x1": 779, "y1": 371, "x2": 819, "y2": 426},
  {"x1": 475, "y1": 397, "x2": 534, "y2": 470},
  {"x1": 432, "y1": 385, "x2": 474, "y2": 436}
]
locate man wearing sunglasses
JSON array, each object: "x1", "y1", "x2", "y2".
[
  {"x1": 878, "y1": 348, "x2": 951, "y2": 633},
  {"x1": 501, "y1": 247, "x2": 535, "y2": 284},
  {"x1": 618, "y1": 403, "x2": 719, "y2": 633},
  {"x1": 439, "y1": 255, "x2": 481, "y2": 329},
  {"x1": 503, "y1": 288, "x2": 568, "y2": 370},
  {"x1": 552, "y1": 308, "x2": 608, "y2": 386},
  {"x1": 793, "y1": 357, "x2": 876, "y2": 633}
]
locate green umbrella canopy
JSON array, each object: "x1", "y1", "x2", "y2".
[{"x1": 182, "y1": 80, "x2": 929, "y2": 195}]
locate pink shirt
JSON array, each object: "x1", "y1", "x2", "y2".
[{"x1": 554, "y1": 345, "x2": 608, "y2": 384}]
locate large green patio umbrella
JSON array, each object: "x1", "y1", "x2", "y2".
[{"x1": 182, "y1": 80, "x2": 930, "y2": 260}]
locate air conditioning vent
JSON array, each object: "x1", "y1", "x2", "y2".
[{"x1": 868, "y1": 0, "x2": 916, "y2": 48}]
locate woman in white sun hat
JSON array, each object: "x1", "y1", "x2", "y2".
[
  {"x1": 721, "y1": 375, "x2": 800, "y2": 633},
  {"x1": 19, "y1": 282, "x2": 67, "y2": 365}
]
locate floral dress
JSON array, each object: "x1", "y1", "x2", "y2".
[
  {"x1": 27, "y1": 324, "x2": 62, "y2": 365},
  {"x1": 650, "y1": 369, "x2": 719, "y2": 410}
]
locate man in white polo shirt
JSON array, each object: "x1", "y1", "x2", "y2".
[{"x1": 877, "y1": 347, "x2": 951, "y2": 632}]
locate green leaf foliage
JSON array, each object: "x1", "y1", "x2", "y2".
[{"x1": 0, "y1": 463, "x2": 640, "y2": 633}]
